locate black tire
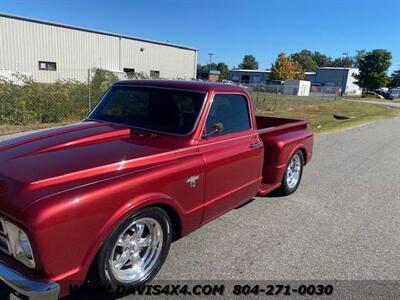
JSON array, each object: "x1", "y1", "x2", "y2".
[
  {"x1": 92, "y1": 207, "x2": 172, "y2": 296},
  {"x1": 277, "y1": 150, "x2": 304, "y2": 196}
]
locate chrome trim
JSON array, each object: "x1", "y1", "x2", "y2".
[
  {"x1": 0, "y1": 262, "x2": 60, "y2": 300},
  {"x1": 0, "y1": 218, "x2": 6, "y2": 235},
  {"x1": 200, "y1": 91, "x2": 254, "y2": 138},
  {"x1": 0, "y1": 236, "x2": 11, "y2": 255}
]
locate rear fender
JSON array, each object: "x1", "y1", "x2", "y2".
[{"x1": 261, "y1": 129, "x2": 313, "y2": 184}]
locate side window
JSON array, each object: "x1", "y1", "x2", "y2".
[{"x1": 205, "y1": 94, "x2": 251, "y2": 136}]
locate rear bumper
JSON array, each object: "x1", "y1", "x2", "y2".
[{"x1": 0, "y1": 262, "x2": 59, "y2": 300}]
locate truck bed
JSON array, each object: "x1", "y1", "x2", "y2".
[
  {"x1": 255, "y1": 116, "x2": 313, "y2": 196},
  {"x1": 256, "y1": 115, "x2": 309, "y2": 135}
]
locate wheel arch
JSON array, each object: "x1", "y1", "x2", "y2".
[{"x1": 82, "y1": 193, "x2": 184, "y2": 284}]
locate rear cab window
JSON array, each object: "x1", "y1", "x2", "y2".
[{"x1": 204, "y1": 94, "x2": 252, "y2": 137}]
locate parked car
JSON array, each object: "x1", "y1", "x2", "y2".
[
  {"x1": 389, "y1": 88, "x2": 400, "y2": 99},
  {"x1": 373, "y1": 89, "x2": 393, "y2": 100},
  {"x1": 220, "y1": 79, "x2": 234, "y2": 85},
  {"x1": 0, "y1": 80, "x2": 313, "y2": 299},
  {"x1": 366, "y1": 91, "x2": 384, "y2": 99}
]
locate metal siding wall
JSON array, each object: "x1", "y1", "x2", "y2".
[
  {"x1": 0, "y1": 16, "x2": 196, "y2": 82},
  {"x1": 120, "y1": 38, "x2": 196, "y2": 79}
]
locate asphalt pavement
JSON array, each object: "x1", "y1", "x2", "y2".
[{"x1": 345, "y1": 98, "x2": 400, "y2": 109}]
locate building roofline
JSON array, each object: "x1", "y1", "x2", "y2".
[
  {"x1": 229, "y1": 69, "x2": 271, "y2": 73},
  {"x1": 317, "y1": 67, "x2": 358, "y2": 70},
  {"x1": 0, "y1": 12, "x2": 198, "y2": 51}
]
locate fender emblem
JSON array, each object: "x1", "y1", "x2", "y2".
[{"x1": 186, "y1": 175, "x2": 200, "y2": 188}]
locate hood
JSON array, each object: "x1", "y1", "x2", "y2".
[{"x1": 0, "y1": 122, "x2": 175, "y2": 199}]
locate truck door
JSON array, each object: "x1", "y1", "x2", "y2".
[{"x1": 199, "y1": 93, "x2": 263, "y2": 224}]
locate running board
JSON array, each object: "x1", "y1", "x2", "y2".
[{"x1": 257, "y1": 183, "x2": 281, "y2": 196}]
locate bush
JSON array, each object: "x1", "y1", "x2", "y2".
[
  {"x1": 0, "y1": 75, "x2": 88, "y2": 125},
  {"x1": 89, "y1": 68, "x2": 119, "y2": 107},
  {"x1": 0, "y1": 68, "x2": 121, "y2": 125}
]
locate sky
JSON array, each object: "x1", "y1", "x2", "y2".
[{"x1": 1, "y1": 0, "x2": 399, "y2": 72}]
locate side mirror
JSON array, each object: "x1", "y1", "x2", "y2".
[
  {"x1": 202, "y1": 122, "x2": 224, "y2": 139},
  {"x1": 212, "y1": 122, "x2": 223, "y2": 134}
]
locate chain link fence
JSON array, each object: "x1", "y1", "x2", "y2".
[
  {"x1": 0, "y1": 67, "x2": 153, "y2": 135},
  {"x1": 0, "y1": 67, "x2": 343, "y2": 135},
  {"x1": 243, "y1": 83, "x2": 341, "y2": 113}
]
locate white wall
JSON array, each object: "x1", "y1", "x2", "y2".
[
  {"x1": 345, "y1": 69, "x2": 362, "y2": 96},
  {"x1": 0, "y1": 15, "x2": 197, "y2": 82},
  {"x1": 283, "y1": 80, "x2": 311, "y2": 96}
]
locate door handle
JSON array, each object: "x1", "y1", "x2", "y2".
[{"x1": 249, "y1": 141, "x2": 263, "y2": 148}]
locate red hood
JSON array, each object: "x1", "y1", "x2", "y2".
[{"x1": 0, "y1": 122, "x2": 176, "y2": 215}]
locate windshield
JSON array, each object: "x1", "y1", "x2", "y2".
[{"x1": 89, "y1": 86, "x2": 206, "y2": 135}]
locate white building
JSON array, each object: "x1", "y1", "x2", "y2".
[
  {"x1": 283, "y1": 80, "x2": 311, "y2": 96},
  {"x1": 0, "y1": 13, "x2": 198, "y2": 82},
  {"x1": 314, "y1": 67, "x2": 362, "y2": 96}
]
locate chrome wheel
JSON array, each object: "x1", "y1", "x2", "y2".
[
  {"x1": 109, "y1": 217, "x2": 164, "y2": 283},
  {"x1": 286, "y1": 153, "x2": 301, "y2": 189}
]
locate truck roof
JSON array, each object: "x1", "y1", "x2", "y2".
[{"x1": 114, "y1": 80, "x2": 248, "y2": 93}]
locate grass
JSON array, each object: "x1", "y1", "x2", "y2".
[
  {"x1": 257, "y1": 100, "x2": 400, "y2": 135},
  {"x1": 251, "y1": 92, "x2": 338, "y2": 112}
]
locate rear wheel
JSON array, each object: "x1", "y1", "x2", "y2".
[
  {"x1": 277, "y1": 150, "x2": 304, "y2": 196},
  {"x1": 93, "y1": 207, "x2": 172, "y2": 295}
]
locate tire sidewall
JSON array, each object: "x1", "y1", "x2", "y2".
[
  {"x1": 97, "y1": 207, "x2": 172, "y2": 293},
  {"x1": 281, "y1": 150, "x2": 304, "y2": 195}
]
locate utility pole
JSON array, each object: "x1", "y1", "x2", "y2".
[
  {"x1": 341, "y1": 52, "x2": 349, "y2": 96},
  {"x1": 208, "y1": 53, "x2": 214, "y2": 69}
]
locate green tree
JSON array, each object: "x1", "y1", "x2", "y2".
[
  {"x1": 354, "y1": 49, "x2": 392, "y2": 90},
  {"x1": 238, "y1": 55, "x2": 259, "y2": 70},
  {"x1": 197, "y1": 64, "x2": 206, "y2": 71},
  {"x1": 197, "y1": 62, "x2": 229, "y2": 80},
  {"x1": 389, "y1": 70, "x2": 400, "y2": 88},
  {"x1": 312, "y1": 51, "x2": 333, "y2": 68},
  {"x1": 332, "y1": 56, "x2": 355, "y2": 68},
  {"x1": 90, "y1": 68, "x2": 119, "y2": 106},
  {"x1": 289, "y1": 50, "x2": 318, "y2": 72},
  {"x1": 270, "y1": 53, "x2": 304, "y2": 80},
  {"x1": 353, "y1": 50, "x2": 366, "y2": 67},
  {"x1": 216, "y1": 62, "x2": 229, "y2": 80}
]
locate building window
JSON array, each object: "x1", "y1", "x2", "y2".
[
  {"x1": 123, "y1": 68, "x2": 135, "y2": 74},
  {"x1": 38, "y1": 61, "x2": 57, "y2": 71},
  {"x1": 150, "y1": 70, "x2": 160, "y2": 79}
]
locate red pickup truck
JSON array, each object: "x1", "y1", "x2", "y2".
[{"x1": 0, "y1": 80, "x2": 313, "y2": 299}]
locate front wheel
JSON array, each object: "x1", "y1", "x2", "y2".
[
  {"x1": 277, "y1": 150, "x2": 304, "y2": 196},
  {"x1": 93, "y1": 207, "x2": 172, "y2": 295}
]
